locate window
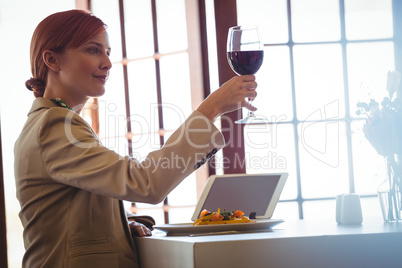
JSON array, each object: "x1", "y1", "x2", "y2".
[
  {"x1": 228, "y1": 0, "x2": 396, "y2": 220},
  {"x1": 2, "y1": 0, "x2": 401, "y2": 265},
  {"x1": 90, "y1": 0, "x2": 205, "y2": 224},
  {"x1": 88, "y1": 0, "x2": 399, "y2": 223}
]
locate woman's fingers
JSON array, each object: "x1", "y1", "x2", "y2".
[
  {"x1": 129, "y1": 220, "x2": 153, "y2": 237},
  {"x1": 242, "y1": 85, "x2": 257, "y2": 110},
  {"x1": 241, "y1": 99, "x2": 257, "y2": 111},
  {"x1": 137, "y1": 225, "x2": 152, "y2": 237},
  {"x1": 245, "y1": 88, "x2": 257, "y2": 98},
  {"x1": 226, "y1": 76, "x2": 258, "y2": 111},
  {"x1": 196, "y1": 75, "x2": 260, "y2": 121},
  {"x1": 242, "y1": 81, "x2": 258, "y2": 90},
  {"x1": 241, "y1": 74, "x2": 256, "y2": 82}
]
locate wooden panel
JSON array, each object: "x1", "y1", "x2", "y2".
[
  {"x1": 75, "y1": 0, "x2": 90, "y2": 10},
  {"x1": 214, "y1": 0, "x2": 246, "y2": 174},
  {"x1": 198, "y1": 0, "x2": 216, "y2": 179}
]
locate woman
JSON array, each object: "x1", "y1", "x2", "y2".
[{"x1": 14, "y1": 9, "x2": 257, "y2": 268}]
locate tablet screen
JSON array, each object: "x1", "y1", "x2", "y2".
[{"x1": 191, "y1": 173, "x2": 288, "y2": 221}]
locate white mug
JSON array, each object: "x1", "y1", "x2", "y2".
[{"x1": 336, "y1": 193, "x2": 363, "y2": 225}]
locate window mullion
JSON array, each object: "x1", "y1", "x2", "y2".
[
  {"x1": 150, "y1": 0, "x2": 169, "y2": 223},
  {"x1": 118, "y1": 0, "x2": 133, "y2": 157},
  {"x1": 338, "y1": 0, "x2": 356, "y2": 194},
  {"x1": 151, "y1": 0, "x2": 165, "y2": 147},
  {"x1": 286, "y1": 0, "x2": 304, "y2": 219}
]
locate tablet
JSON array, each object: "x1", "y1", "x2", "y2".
[{"x1": 191, "y1": 173, "x2": 288, "y2": 221}]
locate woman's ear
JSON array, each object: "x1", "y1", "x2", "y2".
[{"x1": 42, "y1": 50, "x2": 60, "y2": 72}]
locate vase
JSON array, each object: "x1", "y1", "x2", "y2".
[
  {"x1": 377, "y1": 179, "x2": 401, "y2": 222},
  {"x1": 377, "y1": 157, "x2": 402, "y2": 222}
]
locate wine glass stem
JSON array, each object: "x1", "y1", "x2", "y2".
[{"x1": 247, "y1": 100, "x2": 255, "y2": 117}]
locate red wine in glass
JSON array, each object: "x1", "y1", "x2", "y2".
[
  {"x1": 227, "y1": 50, "x2": 264, "y2": 76},
  {"x1": 227, "y1": 26, "x2": 268, "y2": 124}
]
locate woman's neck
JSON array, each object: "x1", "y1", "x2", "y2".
[{"x1": 43, "y1": 91, "x2": 88, "y2": 114}]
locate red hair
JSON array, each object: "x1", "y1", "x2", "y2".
[{"x1": 26, "y1": 9, "x2": 107, "y2": 97}]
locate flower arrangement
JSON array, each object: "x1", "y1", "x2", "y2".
[{"x1": 356, "y1": 71, "x2": 402, "y2": 222}]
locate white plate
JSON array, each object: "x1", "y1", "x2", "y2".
[{"x1": 154, "y1": 219, "x2": 284, "y2": 235}]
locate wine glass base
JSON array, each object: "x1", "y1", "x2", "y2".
[{"x1": 235, "y1": 116, "x2": 270, "y2": 125}]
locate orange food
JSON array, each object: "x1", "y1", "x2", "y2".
[
  {"x1": 200, "y1": 209, "x2": 211, "y2": 218},
  {"x1": 193, "y1": 208, "x2": 254, "y2": 226},
  {"x1": 231, "y1": 210, "x2": 244, "y2": 218},
  {"x1": 210, "y1": 213, "x2": 224, "y2": 221}
]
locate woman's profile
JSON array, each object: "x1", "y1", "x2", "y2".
[{"x1": 14, "y1": 9, "x2": 257, "y2": 268}]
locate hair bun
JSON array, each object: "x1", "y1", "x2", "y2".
[{"x1": 25, "y1": 78, "x2": 46, "y2": 98}]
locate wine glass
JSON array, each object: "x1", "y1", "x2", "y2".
[{"x1": 227, "y1": 25, "x2": 268, "y2": 124}]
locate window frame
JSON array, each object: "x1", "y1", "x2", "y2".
[{"x1": 213, "y1": 0, "x2": 402, "y2": 219}]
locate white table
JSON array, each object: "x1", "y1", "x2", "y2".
[{"x1": 135, "y1": 219, "x2": 402, "y2": 268}]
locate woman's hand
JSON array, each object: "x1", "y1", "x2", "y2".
[
  {"x1": 196, "y1": 75, "x2": 257, "y2": 122},
  {"x1": 128, "y1": 220, "x2": 153, "y2": 237}
]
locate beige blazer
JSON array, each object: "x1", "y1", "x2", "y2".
[{"x1": 14, "y1": 98, "x2": 224, "y2": 268}]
